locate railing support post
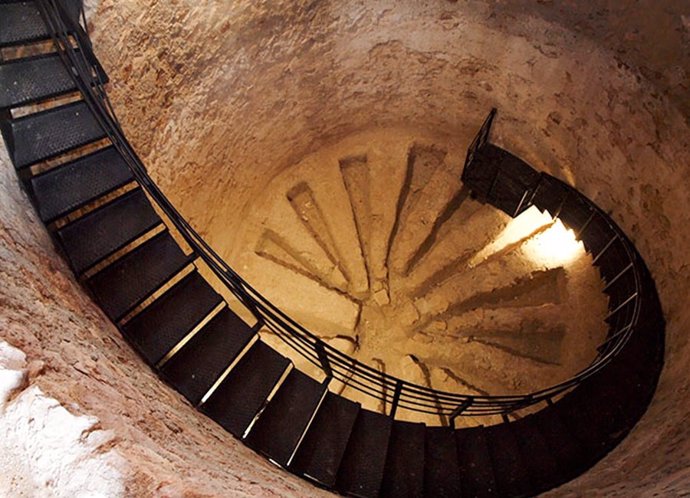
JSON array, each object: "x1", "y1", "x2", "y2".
[
  {"x1": 389, "y1": 380, "x2": 403, "y2": 419},
  {"x1": 315, "y1": 341, "x2": 333, "y2": 380},
  {"x1": 449, "y1": 399, "x2": 473, "y2": 428}
]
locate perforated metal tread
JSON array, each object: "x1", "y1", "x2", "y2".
[
  {"x1": 56, "y1": 188, "x2": 161, "y2": 274},
  {"x1": 336, "y1": 409, "x2": 393, "y2": 498},
  {"x1": 31, "y1": 146, "x2": 134, "y2": 223},
  {"x1": 510, "y1": 414, "x2": 564, "y2": 494},
  {"x1": 456, "y1": 428, "x2": 499, "y2": 498},
  {"x1": 0, "y1": 1, "x2": 49, "y2": 47},
  {"x1": 201, "y1": 340, "x2": 290, "y2": 438},
  {"x1": 424, "y1": 426, "x2": 462, "y2": 498},
  {"x1": 87, "y1": 230, "x2": 191, "y2": 321},
  {"x1": 290, "y1": 392, "x2": 360, "y2": 488},
  {"x1": 121, "y1": 270, "x2": 222, "y2": 366},
  {"x1": 521, "y1": 408, "x2": 588, "y2": 483},
  {"x1": 160, "y1": 307, "x2": 257, "y2": 406},
  {"x1": 9, "y1": 100, "x2": 106, "y2": 169},
  {"x1": 0, "y1": 0, "x2": 82, "y2": 48},
  {"x1": 484, "y1": 423, "x2": 533, "y2": 498},
  {"x1": 0, "y1": 52, "x2": 77, "y2": 109},
  {"x1": 381, "y1": 421, "x2": 425, "y2": 498},
  {"x1": 245, "y1": 368, "x2": 327, "y2": 466},
  {"x1": 555, "y1": 347, "x2": 656, "y2": 460}
]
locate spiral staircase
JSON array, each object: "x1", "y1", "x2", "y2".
[{"x1": 0, "y1": 1, "x2": 665, "y2": 496}]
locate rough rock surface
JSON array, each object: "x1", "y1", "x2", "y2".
[
  {"x1": 1, "y1": 0, "x2": 689, "y2": 495},
  {"x1": 0, "y1": 341, "x2": 124, "y2": 497}
]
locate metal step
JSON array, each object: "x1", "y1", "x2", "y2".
[
  {"x1": 484, "y1": 423, "x2": 533, "y2": 498},
  {"x1": 7, "y1": 100, "x2": 106, "y2": 169},
  {"x1": 530, "y1": 175, "x2": 568, "y2": 218},
  {"x1": 290, "y1": 392, "x2": 360, "y2": 488},
  {"x1": 0, "y1": 52, "x2": 77, "y2": 109},
  {"x1": 592, "y1": 236, "x2": 630, "y2": 282},
  {"x1": 56, "y1": 188, "x2": 161, "y2": 274},
  {"x1": 578, "y1": 211, "x2": 615, "y2": 257},
  {"x1": 86, "y1": 230, "x2": 190, "y2": 321},
  {"x1": 463, "y1": 144, "x2": 540, "y2": 218},
  {"x1": 121, "y1": 270, "x2": 222, "y2": 365},
  {"x1": 0, "y1": 1, "x2": 49, "y2": 47},
  {"x1": 381, "y1": 421, "x2": 425, "y2": 498},
  {"x1": 200, "y1": 340, "x2": 290, "y2": 438},
  {"x1": 423, "y1": 426, "x2": 462, "y2": 498},
  {"x1": 0, "y1": 1, "x2": 81, "y2": 48},
  {"x1": 557, "y1": 194, "x2": 592, "y2": 235},
  {"x1": 510, "y1": 414, "x2": 564, "y2": 495},
  {"x1": 31, "y1": 146, "x2": 133, "y2": 223},
  {"x1": 524, "y1": 408, "x2": 588, "y2": 484},
  {"x1": 160, "y1": 307, "x2": 257, "y2": 406},
  {"x1": 555, "y1": 355, "x2": 651, "y2": 460},
  {"x1": 245, "y1": 368, "x2": 327, "y2": 466},
  {"x1": 336, "y1": 409, "x2": 393, "y2": 498},
  {"x1": 456, "y1": 428, "x2": 499, "y2": 498}
]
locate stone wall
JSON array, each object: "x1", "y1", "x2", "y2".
[{"x1": 1, "y1": 0, "x2": 689, "y2": 495}]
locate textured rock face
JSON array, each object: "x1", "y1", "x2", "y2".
[
  {"x1": 1, "y1": 0, "x2": 688, "y2": 496},
  {"x1": 0, "y1": 147, "x2": 329, "y2": 496},
  {"x1": 0, "y1": 341, "x2": 125, "y2": 497}
]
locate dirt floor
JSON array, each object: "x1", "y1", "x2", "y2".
[{"x1": 233, "y1": 128, "x2": 608, "y2": 425}]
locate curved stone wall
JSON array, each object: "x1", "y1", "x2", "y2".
[{"x1": 0, "y1": 0, "x2": 688, "y2": 495}]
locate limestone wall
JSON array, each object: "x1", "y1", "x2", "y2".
[{"x1": 1, "y1": 0, "x2": 689, "y2": 495}]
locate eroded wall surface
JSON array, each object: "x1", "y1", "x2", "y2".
[{"x1": 1, "y1": 0, "x2": 689, "y2": 495}]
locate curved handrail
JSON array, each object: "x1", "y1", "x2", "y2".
[{"x1": 36, "y1": 0, "x2": 644, "y2": 421}]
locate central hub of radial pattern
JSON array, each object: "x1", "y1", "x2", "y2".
[{"x1": 233, "y1": 128, "x2": 608, "y2": 418}]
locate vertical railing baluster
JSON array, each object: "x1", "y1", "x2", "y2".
[
  {"x1": 449, "y1": 398, "x2": 473, "y2": 428},
  {"x1": 575, "y1": 210, "x2": 595, "y2": 239},
  {"x1": 592, "y1": 234, "x2": 618, "y2": 265},
  {"x1": 389, "y1": 380, "x2": 403, "y2": 419},
  {"x1": 553, "y1": 189, "x2": 569, "y2": 219},
  {"x1": 315, "y1": 341, "x2": 333, "y2": 380}
]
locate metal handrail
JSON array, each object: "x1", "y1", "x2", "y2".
[{"x1": 35, "y1": 0, "x2": 644, "y2": 421}]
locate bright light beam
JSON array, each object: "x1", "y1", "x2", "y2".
[
  {"x1": 523, "y1": 218, "x2": 583, "y2": 266},
  {"x1": 470, "y1": 206, "x2": 583, "y2": 268}
]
